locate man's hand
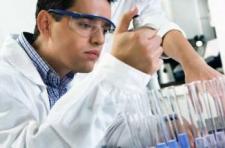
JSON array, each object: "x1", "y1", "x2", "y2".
[{"x1": 111, "y1": 7, "x2": 163, "y2": 74}]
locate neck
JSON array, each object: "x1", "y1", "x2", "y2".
[{"x1": 32, "y1": 38, "x2": 70, "y2": 78}]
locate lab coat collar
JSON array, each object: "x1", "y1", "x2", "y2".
[{"x1": 0, "y1": 34, "x2": 46, "y2": 87}]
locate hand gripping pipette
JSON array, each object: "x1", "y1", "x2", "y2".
[{"x1": 133, "y1": 14, "x2": 162, "y2": 90}]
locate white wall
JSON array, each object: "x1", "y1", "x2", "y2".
[{"x1": 0, "y1": 0, "x2": 37, "y2": 46}]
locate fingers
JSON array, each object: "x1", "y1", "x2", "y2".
[
  {"x1": 132, "y1": 30, "x2": 163, "y2": 74},
  {"x1": 112, "y1": 17, "x2": 163, "y2": 74},
  {"x1": 146, "y1": 38, "x2": 163, "y2": 74},
  {"x1": 151, "y1": 57, "x2": 163, "y2": 73},
  {"x1": 152, "y1": 58, "x2": 163, "y2": 73},
  {"x1": 147, "y1": 36, "x2": 163, "y2": 56},
  {"x1": 135, "y1": 27, "x2": 158, "y2": 39},
  {"x1": 116, "y1": 6, "x2": 138, "y2": 34}
]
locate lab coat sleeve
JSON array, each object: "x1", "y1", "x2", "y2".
[
  {"x1": 0, "y1": 53, "x2": 151, "y2": 148},
  {"x1": 137, "y1": 0, "x2": 186, "y2": 37},
  {"x1": 46, "y1": 54, "x2": 151, "y2": 147}
]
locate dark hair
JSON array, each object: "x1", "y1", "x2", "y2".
[{"x1": 33, "y1": 0, "x2": 116, "y2": 40}]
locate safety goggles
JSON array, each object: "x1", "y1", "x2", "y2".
[{"x1": 48, "y1": 9, "x2": 116, "y2": 37}]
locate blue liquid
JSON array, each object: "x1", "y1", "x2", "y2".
[
  {"x1": 178, "y1": 133, "x2": 190, "y2": 148},
  {"x1": 167, "y1": 139, "x2": 179, "y2": 148}
]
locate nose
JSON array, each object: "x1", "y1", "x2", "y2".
[{"x1": 90, "y1": 28, "x2": 105, "y2": 46}]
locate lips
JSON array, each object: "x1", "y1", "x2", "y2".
[{"x1": 84, "y1": 50, "x2": 100, "y2": 61}]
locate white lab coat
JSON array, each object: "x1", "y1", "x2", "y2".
[
  {"x1": 103, "y1": 0, "x2": 184, "y2": 53},
  {"x1": 0, "y1": 35, "x2": 151, "y2": 148},
  {"x1": 112, "y1": 0, "x2": 183, "y2": 37}
]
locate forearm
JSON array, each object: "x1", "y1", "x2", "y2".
[
  {"x1": 162, "y1": 30, "x2": 221, "y2": 82},
  {"x1": 162, "y1": 30, "x2": 205, "y2": 69}
]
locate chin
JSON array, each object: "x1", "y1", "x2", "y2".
[
  {"x1": 72, "y1": 61, "x2": 96, "y2": 73},
  {"x1": 83, "y1": 68, "x2": 94, "y2": 73},
  {"x1": 77, "y1": 66, "x2": 94, "y2": 73}
]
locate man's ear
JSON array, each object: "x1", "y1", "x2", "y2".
[{"x1": 36, "y1": 10, "x2": 53, "y2": 38}]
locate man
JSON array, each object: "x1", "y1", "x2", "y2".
[
  {"x1": 105, "y1": 0, "x2": 221, "y2": 87},
  {"x1": 0, "y1": 0, "x2": 163, "y2": 147}
]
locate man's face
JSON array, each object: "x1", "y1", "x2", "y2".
[{"x1": 48, "y1": 0, "x2": 111, "y2": 73}]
